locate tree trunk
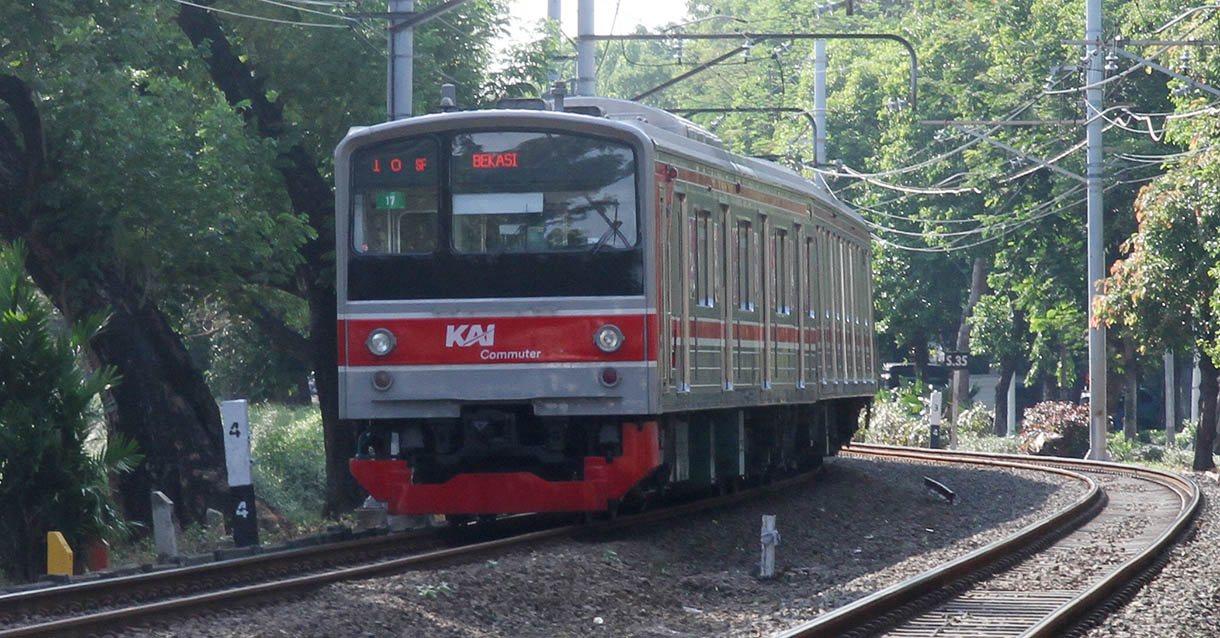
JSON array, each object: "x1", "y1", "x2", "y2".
[
  {"x1": 0, "y1": 75, "x2": 227, "y2": 525},
  {"x1": 911, "y1": 336, "x2": 929, "y2": 382},
  {"x1": 174, "y1": 4, "x2": 363, "y2": 513},
  {"x1": 1123, "y1": 338, "x2": 1137, "y2": 441},
  {"x1": 994, "y1": 364, "x2": 1014, "y2": 436},
  {"x1": 950, "y1": 257, "x2": 987, "y2": 442},
  {"x1": 1193, "y1": 356, "x2": 1217, "y2": 472}
]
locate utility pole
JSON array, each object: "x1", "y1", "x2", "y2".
[
  {"x1": 814, "y1": 40, "x2": 827, "y2": 168},
  {"x1": 1085, "y1": 0, "x2": 1108, "y2": 461},
  {"x1": 388, "y1": 0, "x2": 413, "y2": 120},
  {"x1": 577, "y1": 0, "x2": 596, "y2": 96},
  {"x1": 548, "y1": 0, "x2": 562, "y2": 84}
]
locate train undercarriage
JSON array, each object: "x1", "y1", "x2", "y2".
[{"x1": 350, "y1": 398, "x2": 867, "y2": 516}]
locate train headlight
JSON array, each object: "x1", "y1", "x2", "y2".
[
  {"x1": 593, "y1": 324, "x2": 624, "y2": 353},
  {"x1": 366, "y1": 329, "x2": 397, "y2": 357}
]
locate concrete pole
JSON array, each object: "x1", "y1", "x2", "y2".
[
  {"x1": 814, "y1": 40, "x2": 828, "y2": 168},
  {"x1": 577, "y1": 0, "x2": 596, "y2": 96},
  {"x1": 388, "y1": 0, "x2": 414, "y2": 120},
  {"x1": 1085, "y1": 0, "x2": 1108, "y2": 460},
  {"x1": 1165, "y1": 350, "x2": 1176, "y2": 446},
  {"x1": 547, "y1": 0, "x2": 562, "y2": 84},
  {"x1": 1192, "y1": 352, "x2": 1201, "y2": 426},
  {"x1": 1007, "y1": 371, "x2": 1017, "y2": 437}
]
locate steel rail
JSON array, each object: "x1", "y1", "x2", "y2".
[
  {"x1": 775, "y1": 445, "x2": 1102, "y2": 637},
  {"x1": 0, "y1": 466, "x2": 824, "y2": 636},
  {"x1": 778, "y1": 443, "x2": 1200, "y2": 638}
]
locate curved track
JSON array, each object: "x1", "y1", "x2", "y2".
[
  {"x1": 0, "y1": 471, "x2": 818, "y2": 637},
  {"x1": 778, "y1": 444, "x2": 1200, "y2": 638}
]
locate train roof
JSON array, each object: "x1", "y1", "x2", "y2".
[
  {"x1": 340, "y1": 97, "x2": 866, "y2": 229},
  {"x1": 558, "y1": 97, "x2": 861, "y2": 225}
]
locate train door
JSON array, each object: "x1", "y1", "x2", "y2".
[
  {"x1": 689, "y1": 204, "x2": 719, "y2": 390},
  {"x1": 720, "y1": 204, "x2": 733, "y2": 390},
  {"x1": 679, "y1": 194, "x2": 692, "y2": 392},
  {"x1": 864, "y1": 247, "x2": 876, "y2": 383},
  {"x1": 795, "y1": 224, "x2": 806, "y2": 389},
  {"x1": 732, "y1": 216, "x2": 754, "y2": 386},
  {"x1": 827, "y1": 230, "x2": 841, "y2": 389},
  {"x1": 769, "y1": 224, "x2": 792, "y2": 387},
  {"x1": 760, "y1": 214, "x2": 771, "y2": 389},
  {"x1": 846, "y1": 242, "x2": 857, "y2": 385},
  {"x1": 660, "y1": 189, "x2": 674, "y2": 390}
]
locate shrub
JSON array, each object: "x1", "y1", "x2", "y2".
[
  {"x1": 249, "y1": 404, "x2": 326, "y2": 525},
  {"x1": 0, "y1": 242, "x2": 138, "y2": 581},
  {"x1": 956, "y1": 402, "x2": 995, "y2": 438},
  {"x1": 1019, "y1": 401, "x2": 1090, "y2": 458},
  {"x1": 857, "y1": 382, "x2": 937, "y2": 447}
]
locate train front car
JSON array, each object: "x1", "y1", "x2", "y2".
[{"x1": 337, "y1": 110, "x2": 661, "y2": 516}]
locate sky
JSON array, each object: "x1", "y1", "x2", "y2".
[{"x1": 501, "y1": 0, "x2": 692, "y2": 51}]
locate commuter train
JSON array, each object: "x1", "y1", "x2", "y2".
[{"x1": 337, "y1": 94, "x2": 877, "y2": 517}]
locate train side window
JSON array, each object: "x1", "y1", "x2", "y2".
[
  {"x1": 773, "y1": 228, "x2": 790, "y2": 315},
  {"x1": 805, "y1": 236, "x2": 815, "y2": 318},
  {"x1": 688, "y1": 213, "x2": 697, "y2": 301},
  {"x1": 735, "y1": 219, "x2": 753, "y2": 311},
  {"x1": 695, "y1": 210, "x2": 714, "y2": 307},
  {"x1": 751, "y1": 226, "x2": 762, "y2": 313}
]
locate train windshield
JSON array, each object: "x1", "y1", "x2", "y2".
[
  {"x1": 351, "y1": 137, "x2": 439, "y2": 255},
  {"x1": 449, "y1": 132, "x2": 636, "y2": 253},
  {"x1": 347, "y1": 129, "x2": 642, "y2": 300}
]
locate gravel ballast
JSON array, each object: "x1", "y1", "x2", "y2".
[
  {"x1": 1086, "y1": 476, "x2": 1220, "y2": 638},
  {"x1": 130, "y1": 456, "x2": 1090, "y2": 637}
]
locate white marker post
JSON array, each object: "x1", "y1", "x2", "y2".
[
  {"x1": 929, "y1": 390, "x2": 943, "y2": 449},
  {"x1": 221, "y1": 400, "x2": 259, "y2": 547},
  {"x1": 759, "y1": 515, "x2": 780, "y2": 579}
]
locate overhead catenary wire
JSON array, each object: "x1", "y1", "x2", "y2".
[
  {"x1": 166, "y1": 0, "x2": 351, "y2": 27},
  {"x1": 245, "y1": 0, "x2": 358, "y2": 20},
  {"x1": 864, "y1": 163, "x2": 1161, "y2": 253}
]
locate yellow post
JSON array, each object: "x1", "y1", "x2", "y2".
[{"x1": 47, "y1": 531, "x2": 73, "y2": 577}]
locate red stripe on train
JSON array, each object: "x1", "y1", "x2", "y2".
[{"x1": 342, "y1": 315, "x2": 652, "y2": 366}]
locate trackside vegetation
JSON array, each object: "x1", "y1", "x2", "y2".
[
  {"x1": 0, "y1": 242, "x2": 140, "y2": 581},
  {"x1": 857, "y1": 384, "x2": 1201, "y2": 470}
]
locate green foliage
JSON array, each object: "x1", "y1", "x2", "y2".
[
  {"x1": 0, "y1": 242, "x2": 137, "y2": 581},
  {"x1": 1018, "y1": 401, "x2": 1090, "y2": 458},
  {"x1": 956, "y1": 402, "x2": 994, "y2": 438},
  {"x1": 416, "y1": 582, "x2": 455, "y2": 599},
  {"x1": 856, "y1": 382, "x2": 938, "y2": 448},
  {"x1": 249, "y1": 404, "x2": 325, "y2": 525},
  {"x1": 956, "y1": 432, "x2": 1022, "y2": 455},
  {"x1": 1106, "y1": 430, "x2": 1195, "y2": 469}
]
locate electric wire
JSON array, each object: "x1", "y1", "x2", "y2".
[
  {"x1": 272, "y1": 0, "x2": 353, "y2": 5},
  {"x1": 166, "y1": 0, "x2": 351, "y2": 27},
  {"x1": 244, "y1": 0, "x2": 357, "y2": 20},
  {"x1": 1043, "y1": 10, "x2": 1216, "y2": 97},
  {"x1": 863, "y1": 164, "x2": 1162, "y2": 253}
]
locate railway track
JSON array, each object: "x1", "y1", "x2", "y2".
[
  {"x1": 1, "y1": 447, "x2": 1195, "y2": 637},
  {"x1": 779, "y1": 444, "x2": 1200, "y2": 638},
  {"x1": 0, "y1": 470, "x2": 819, "y2": 637}
]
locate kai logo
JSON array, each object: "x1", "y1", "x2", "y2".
[{"x1": 445, "y1": 324, "x2": 495, "y2": 347}]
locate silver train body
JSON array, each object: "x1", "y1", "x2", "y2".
[{"x1": 336, "y1": 97, "x2": 877, "y2": 515}]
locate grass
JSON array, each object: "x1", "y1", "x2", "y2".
[{"x1": 101, "y1": 403, "x2": 334, "y2": 570}]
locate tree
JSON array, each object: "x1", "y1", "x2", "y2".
[
  {"x1": 1098, "y1": 140, "x2": 1220, "y2": 471},
  {"x1": 171, "y1": 0, "x2": 548, "y2": 513}
]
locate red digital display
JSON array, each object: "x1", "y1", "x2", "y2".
[
  {"x1": 472, "y1": 152, "x2": 519, "y2": 169},
  {"x1": 372, "y1": 157, "x2": 428, "y2": 173}
]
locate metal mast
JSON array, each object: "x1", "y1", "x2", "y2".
[
  {"x1": 388, "y1": 0, "x2": 414, "y2": 120},
  {"x1": 577, "y1": 0, "x2": 596, "y2": 95},
  {"x1": 1085, "y1": 0, "x2": 1108, "y2": 460}
]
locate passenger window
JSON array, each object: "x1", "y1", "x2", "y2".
[
  {"x1": 695, "y1": 211, "x2": 713, "y2": 307},
  {"x1": 735, "y1": 220, "x2": 753, "y2": 311}
]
